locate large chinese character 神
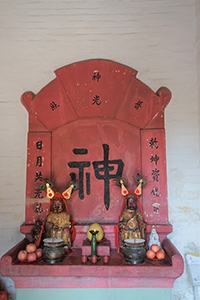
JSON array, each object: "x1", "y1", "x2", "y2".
[{"x1": 92, "y1": 144, "x2": 124, "y2": 210}]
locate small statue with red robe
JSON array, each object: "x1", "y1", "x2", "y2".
[
  {"x1": 45, "y1": 193, "x2": 72, "y2": 247},
  {"x1": 119, "y1": 193, "x2": 146, "y2": 242}
]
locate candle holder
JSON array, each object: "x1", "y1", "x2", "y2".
[{"x1": 87, "y1": 230, "x2": 101, "y2": 263}]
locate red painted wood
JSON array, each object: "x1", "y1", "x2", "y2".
[
  {"x1": 25, "y1": 132, "x2": 52, "y2": 224},
  {"x1": 29, "y1": 78, "x2": 78, "y2": 131},
  {"x1": 51, "y1": 118, "x2": 141, "y2": 223},
  {"x1": 116, "y1": 83, "x2": 171, "y2": 129},
  {"x1": 0, "y1": 59, "x2": 184, "y2": 290},
  {"x1": 21, "y1": 92, "x2": 48, "y2": 132},
  {"x1": 55, "y1": 60, "x2": 137, "y2": 120},
  {"x1": 20, "y1": 60, "x2": 172, "y2": 230},
  {"x1": 141, "y1": 129, "x2": 169, "y2": 224},
  {"x1": 0, "y1": 238, "x2": 184, "y2": 289}
]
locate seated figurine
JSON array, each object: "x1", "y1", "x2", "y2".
[
  {"x1": 119, "y1": 193, "x2": 146, "y2": 242},
  {"x1": 32, "y1": 182, "x2": 76, "y2": 248},
  {"x1": 45, "y1": 193, "x2": 71, "y2": 247}
]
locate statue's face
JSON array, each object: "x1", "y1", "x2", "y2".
[
  {"x1": 127, "y1": 197, "x2": 137, "y2": 210},
  {"x1": 53, "y1": 199, "x2": 63, "y2": 212}
]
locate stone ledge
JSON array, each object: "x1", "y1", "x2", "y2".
[{"x1": 0, "y1": 238, "x2": 183, "y2": 289}]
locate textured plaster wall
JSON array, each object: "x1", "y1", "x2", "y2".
[
  {"x1": 197, "y1": 0, "x2": 200, "y2": 157},
  {"x1": 0, "y1": 0, "x2": 199, "y2": 299}
]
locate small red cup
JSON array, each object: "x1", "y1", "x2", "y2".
[
  {"x1": 82, "y1": 255, "x2": 87, "y2": 263},
  {"x1": 91, "y1": 255, "x2": 97, "y2": 263},
  {"x1": 103, "y1": 256, "x2": 109, "y2": 264}
]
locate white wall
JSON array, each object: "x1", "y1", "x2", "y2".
[{"x1": 0, "y1": 1, "x2": 199, "y2": 299}]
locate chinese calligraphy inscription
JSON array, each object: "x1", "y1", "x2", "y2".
[
  {"x1": 68, "y1": 144, "x2": 124, "y2": 210},
  {"x1": 92, "y1": 70, "x2": 101, "y2": 82},
  {"x1": 34, "y1": 140, "x2": 44, "y2": 199},
  {"x1": 92, "y1": 95, "x2": 101, "y2": 105},
  {"x1": 93, "y1": 144, "x2": 124, "y2": 210},
  {"x1": 50, "y1": 101, "x2": 60, "y2": 111},
  {"x1": 149, "y1": 137, "x2": 161, "y2": 213}
]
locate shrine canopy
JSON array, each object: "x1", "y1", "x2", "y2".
[{"x1": 21, "y1": 59, "x2": 171, "y2": 233}]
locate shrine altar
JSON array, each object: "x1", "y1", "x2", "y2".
[{"x1": 0, "y1": 59, "x2": 184, "y2": 300}]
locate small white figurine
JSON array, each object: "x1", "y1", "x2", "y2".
[{"x1": 148, "y1": 225, "x2": 161, "y2": 249}]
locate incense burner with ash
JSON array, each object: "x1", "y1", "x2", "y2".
[
  {"x1": 42, "y1": 238, "x2": 65, "y2": 264},
  {"x1": 123, "y1": 238, "x2": 146, "y2": 264}
]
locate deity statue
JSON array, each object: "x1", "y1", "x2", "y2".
[
  {"x1": 119, "y1": 193, "x2": 146, "y2": 242},
  {"x1": 45, "y1": 193, "x2": 72, "y2": 247},
  {"x1": 32, "y1": 181, "x2": 76, "y2": 248},
  {"x1": 148, "y1": 225, "x2": 160, "y2": 249}
]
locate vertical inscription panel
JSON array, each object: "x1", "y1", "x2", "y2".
[
  {"x1": 25, "y1": 132, "x2": 51, "y2": 224},
  {"x1": 141, "y1": 129, "x2": 169, "y2": 224}
]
